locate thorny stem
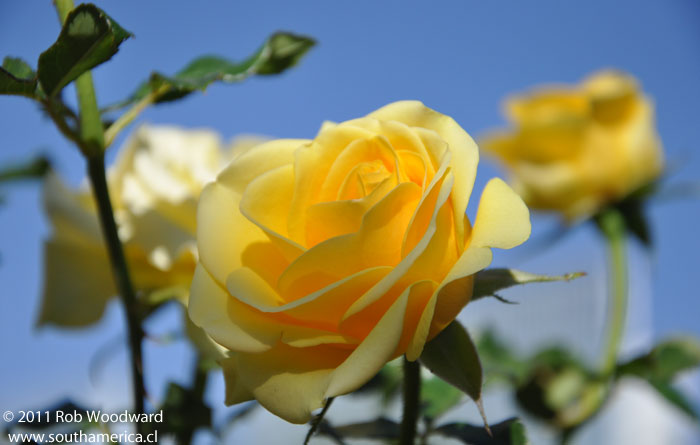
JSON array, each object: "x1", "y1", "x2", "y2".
[{"x1": 54, "y1": 0, "x2": 147, "y2": 430}]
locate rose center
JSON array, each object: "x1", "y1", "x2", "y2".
[{"x1": 356, "y1": 160, "x2": 392, "y2": 197}]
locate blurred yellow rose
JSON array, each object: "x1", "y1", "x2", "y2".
[
  {"x1": 188, "y1": 101, "x2": 531, "y2": 423},
  {"x1": 481, "y1": 70, "x2": 664, "y2": 221},
  {"x1": 39, "y1": 125, "x2": 262, "y2": 328}
]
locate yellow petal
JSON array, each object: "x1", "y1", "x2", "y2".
[
  {"x1": 326, "y1": 288, "x2": 409, "y2": 397},
  {"x1": 239, "y1": 164, "x2": 305, "y2": 262},
  {"x1": 221, "y1": 356, "x2": 255, "y2": 405},
  {"x1": 196, "y1": 181, "x2": 266, "y2": 286},
  {"x1": 280, "y1": 328, "x2": 359, "y2": 348},
  {"x1": 217, "y1": 139, "x2": 308, "y2": 194},
  {"x1": 188, "y1": 264, "x2": 278, "y2": 353},
  {"x1": 225, "y1": 267, "x2": 285, "y2": 308},
  {"x1": 38, "y1": 239, "x2": 115, "y2": 327},
  {"x1": 278, "y1": 182, "x2": 422, "y2": 301},
  {"x1": 127, "y1": 209, "x2": 196, "y2": 270},
  {"x1": 305, "y1": 177, "x2": 395, "y2": 247},
  {"x1": 226, "y1": 266, "x2": 364, "y2": 346},
  {"x1": 320, "y1": 136, "x2": 401, "y2": 202},
  {"x1": 232, "y1": 344, "x2": 349, "y2": 424},
  {"x1": 395, "y1": 280, "x2": 438, "y2": 360},
  {"x1": 343, "y1": 161, "x2": 453, "y2": 319},
  {"x1": 470, "y1": 178, "x2": 531, "y2": 249},
  {"x1": 43, "y1": 172, "x2": 102, "y2": 244},
  {"x1": 427, "y1": 246, "x2": 492, "y2": 339},
  {"x1": 287, "y1": 125, "x2": 375, "y2": 242},
  {"x1": 397, "y1": 149, "x2": 429, "y2": 188},
  {"x1": 349, "y1": 118, "x2": 434, "y2": 179},
  {"x1": 368, "y1": 101, "x2": 479, "y2": 246},
  {"x1": 237, "y1": 266, "x2": 391, "y2": 330}
]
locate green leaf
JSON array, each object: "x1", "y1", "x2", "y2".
[
  {"x1": 121, "y1": 32, "x2": 315, "y2": 106},
  {"x1": 476, "y1": 330, "x2": 529, "y2": 385},
  {"x1": 254, "y1": 32, "x2": 317, "y2": 75},
  {"x1": 648, "y1": 379, "x2": 700, "y2": 422},
  {"x1": 421, "y1": 376, "x2": 464, "y2": 419},
  {"x1": 319, "y1": 418, "x2": 400, "y2": 440},
  {"x1": 155, "y1": 382, "x2": 211, "y2": 440},
  {"x1": 0, "y1": 155, "x2": 51, "y2": 184},
  {"x1": 473, "y1": 268, "x2": 585, "y2": 303},
  {"x1": 1, "y1": 57, "x2": 38, "y2": 98},
  {"x1": 617, "y1": 198, "x2": 652, "y2": 246},
  {"x1": 37, "y1": 3, "x2": 132, "y2": 96},
  {"x1": 514, "y1": 348, "x2": 607, "y2": 429},
  {"x1": 616, "y1": 338, "x2": 700, "y2": 421},
  {"x1": 420, "y1": 321, "x2": 483, "y2": 403},
  {"x1": 434, "y1": 418, "x2": 530, "y2": 445},
  {"x1": 617, "y1": 337, "x2": 700, "y2": 382}
]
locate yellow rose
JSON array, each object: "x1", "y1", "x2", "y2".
[
  {"x1": 39, "y1": 125, "x2": 262, "y2": 327},
  {"x1": 188, "y1": 101, "x2": 531, "y2": 423},
  {"x1": 481, "y1": 70, "x2": 664, "y2": 221}
]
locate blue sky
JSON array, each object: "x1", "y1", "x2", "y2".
[{"x1": 1, "y1": 0, "x2": 699, "y2": 442}]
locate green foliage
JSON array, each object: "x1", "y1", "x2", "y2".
[
  {"x1": 473, "y1": 268, "x2": 585, "y2": 303},
  {"x1": 319, "y1": 416, "x2": 531, "y2": 445},
  {"x1": 617, "y1": 337, "x2": 700, "y2": 421},
  {"x1": 0, "y1": 155, "x2": 51, "y2": 184},
  {"x1": 617, "y1": 198, "x2": 652, "y2": 246},
  {"x1": 355, "y1": 359, "x2": 403, "y2": 406},
  {"x1": 476, "y1": 330, "x2": 529, "y2": 385},
  {"x1": 434, "y1": 418, "x2": 530, "y2": 445},
  {"x1": 515, "y1": 347, "x2": 608, "y2": 430},
  {"x1": 617, "y1": 337, "x2": 700, "y2": 382},
  {"x1": 121, "y1": 32, "x2": 316, "y2": 106},
  {"x1": 155, "y1": 382, "x2": 211, "y2": 441},
  {"x1": 421, "y1": 376, "x2": 464, "y2": 419},
  {"x1": 593, "y1": 178, "x2": 660, "y2": 247},
  {"x1": 319, "y1": 418, "x2": 400, "y2": 441},
  {"x1": 421, "y1": 320, "x2": 483, "y2": 403},
  {"x1": 37, "y1": 4, "x2": 132, "y2": 97},
  {"x1": 0, "y1": 57, "x2": 39, "y2": 98}
]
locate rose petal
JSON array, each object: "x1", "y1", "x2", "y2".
[
  {"x1": 188, "y1": 264, "x2": 278, "y2": 353},
  {"x1": 326, "y1": 287, "x2": 410, "y2": 397},
  {"x1": 227, "y1": 344, "x2": 348, "y2": 424},
  {"x1": 369, "y1": 101, "x2": 479, "y2": 246},
  {"x1": 278, "y1": 181, "x2": 422, "y2": 298},
  {"x1": 220, "y1": 357, "x2": 255, "y2": 405},
  {"x1": 470, "y1": 178, "x2": 531, "y2": 249},
  {"x1": 288, "y1": 124, "x2": 375, "y2": 242},
  {"x1": 305, "y1": 177, "x2": 395, "y2": 247},
  {"x1": 44, "y1": 173, "x2": 102, "y2": 243},
  {"x1": 197, "y1": 181, "x2": 266, "y2": 286},
  {"x1": 217, "y1": 139, "x2": 308, "y2": 194},
  {"x1": 38, "y1": 239, "x2": 114, "y2": 327},
  {"x1": 239, "y1": 164, "x2": 305, "y2": 262},
  {"x1": 320, "y1": 136, "x2": 402, "y2": 202},
  {"x1": 343, "y1": 156, "x2": 453, "y2": 319}
]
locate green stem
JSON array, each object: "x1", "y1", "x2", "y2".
[
  {"x1": 304, "y1": 397, "x2": 335, "y2": 445},
  {"x1": 179, "y1": 356, "x2": 209, "y2": 445},
  {"x1": 87, "y1": 155, "x2": 146, "y2": 424},
  {"x1": 104, "y1": 87, "x2": 164, "y2": 148},
  {"x1": 54, "y1": 0, "x2": 146, "y2": 427},
  {"x1": 399, "y1": 357, "x2": 421, "y2": 445},
  {"x1": 597, "y1": 208, "x2": 628, "y2": 375},
  {"x1": 75, "y1": 72, "x2": 104, "y2": 155}
]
